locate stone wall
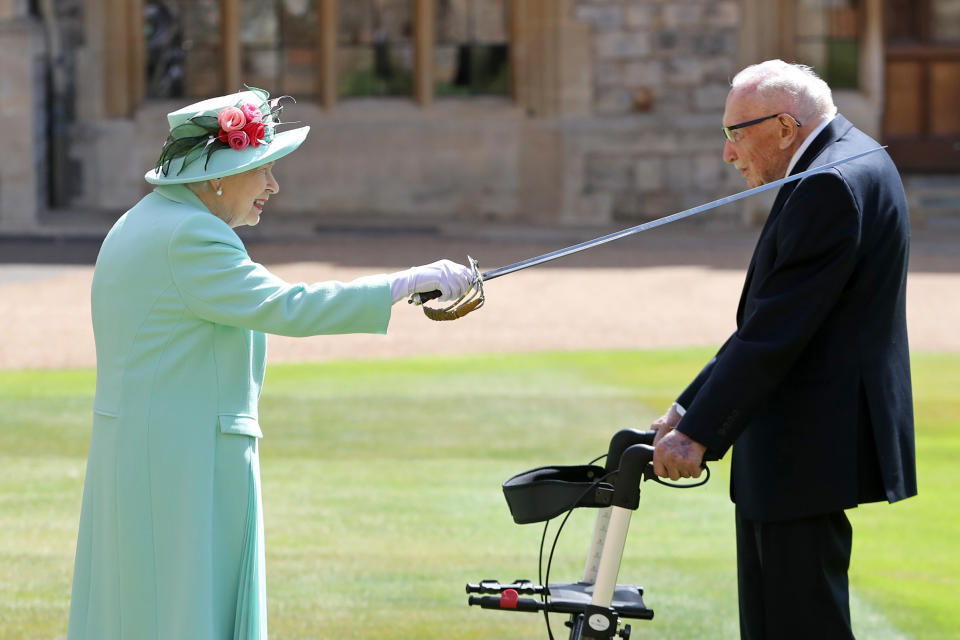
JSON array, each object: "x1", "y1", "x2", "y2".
[
  {"x1": 2, "y1": 0, "x2": 775, "y2": 234},
  {"x1": 565, "y1": 0, "x2": 750, "y2": 224},
  {"x1": 0, "y1": 16, "x2": 46, "y2": 232}
]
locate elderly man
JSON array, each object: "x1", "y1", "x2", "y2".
[{"x1": 651, "y1": 60, "x2": 916, "y2": 639}]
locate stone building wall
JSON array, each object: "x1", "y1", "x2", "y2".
[
  {"x1": 0, "y1": 10, "x2": 46, "y2": 232},
  {"x1": 562, "y1": 0, "x2": 748, "y2": 225},
  {"x1": 2, "y1": 1, "x2": 765, "y2": 234}
]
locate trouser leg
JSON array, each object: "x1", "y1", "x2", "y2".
[
  {"x1": 736, "y1": 506, "x2": 854, "y2": 640},
  {"x1": 736, "y1": 507, "x2": 765, "y2": 640}
]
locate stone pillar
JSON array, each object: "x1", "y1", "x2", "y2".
[
  {"x1": 316, "y1": 0, "x2": 337, "y2": 109},
  {"x1": 221, "y1": 0, "x2": 241, "y2": 93},
  {"x1": 0, "y1": 0, "x2": 25, "y2": 20},
  {"x1": 0, "y1": 18, "x2": 45, "y2": 232},
  {"x1": 513, "y1": 0, "x2": 591, "y2": 118},
  {"x1": 736, "y1": 0, "x2": 781, "y2": 69},
  {"x1": 413, "y1": 0, "x2": 435, "y2": 107},
  {"x1": 860, "y1": 0, "x2": 885, "y2": 107}
]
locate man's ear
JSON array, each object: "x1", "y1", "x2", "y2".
[{"x1": 778, "y1": 116, "x2": 800, "y2": 150}]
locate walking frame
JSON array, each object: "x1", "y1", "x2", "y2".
[{"x1": 466, "y1": 428, "x2": 710, "y2": 639}]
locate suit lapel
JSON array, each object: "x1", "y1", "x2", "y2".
[
  {"x1": 791, "y1": 115, "x2": 852, "y2": 176},
  {"x1": 735, "y1": 115, "x2": 853, "y2": 325},
  {"x1": 768, "y1": 115, "x2": 851, "y2": 221}
]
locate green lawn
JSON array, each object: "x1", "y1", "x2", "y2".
[{"x1": 0, "y1": 350, "x2": 956, "y2": 639}]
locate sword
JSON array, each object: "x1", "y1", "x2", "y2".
[{"x1": 413, "y1": 146, "x2": 885, "y2": 307}]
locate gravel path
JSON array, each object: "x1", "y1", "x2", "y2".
[{"x1": 1, "y1": 227, "x2": 957, "y2": 370}]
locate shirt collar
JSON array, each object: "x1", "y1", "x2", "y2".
[{"x1": 785, "y1": 116, "x2": 834, "y2": 176}]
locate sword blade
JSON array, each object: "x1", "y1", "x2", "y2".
[{"x1": 479, "y1": 147, "x2": 885, "y2": 282}]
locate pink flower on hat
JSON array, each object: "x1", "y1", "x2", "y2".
[
  {"x1": 240, "y1": 102, "x2": 262, "y2": 124},
  {"x1": 217, "y1": 106, "x2": 246, "y2": 132},
  {"x1": 226, "y1": 130, "x2": 249, "y2": 151},
  {"x1": 243, "y1": 121, "x2": 265, "y2": 147}
]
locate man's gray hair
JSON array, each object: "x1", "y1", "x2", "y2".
[{"x1": 731, "y1": 60, "x2": 838, "y2": 124}]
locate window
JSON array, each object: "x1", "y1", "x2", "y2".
[
  {"x1": 883, "y1": 0, "x2": 960, "y2": 170},
  {"x1": 338, "y1": 0, "x2": 415, "y2": 98},
  {"x1": 793, "y1": 0, "x2": 861, "y2": 90},
  {"x1": 145, "y1": 0, "x2": 222, "y2": 99},
  {"x1": 240, "y1": 0, "x2": 319, "y2": 97},
  {"x1": 931, "y1": 0, "x2": 960, "y2": 42},
  {"x1": 139, "y1": 0, "x2": 514, "y2": 109},
  {"x1": 435, "y1": 0, "x2": 509, "y2": 96}
]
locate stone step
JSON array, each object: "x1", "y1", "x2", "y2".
[{"x1": 903, "y1": 175, "x2": 960, "y2": 230}]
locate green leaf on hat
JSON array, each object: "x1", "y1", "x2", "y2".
[
  {"x1": 169, "y1": 122, "x2": 211, "y2": 140},
  {"x1": 165, "y1": 136, "x2": 205, "y2": 158},
  {"x1": 157, "y1": 136, "x2": 205, "y2": 175},
  {"x1": 177, "y1": 139, "x2": 211, "y2": 176},
  {"x1": 191, "y1": 115, "x2": 220, "y2": 131},
  {"x1": 243, "y1": 84, "x2": 271, "y2": 102},
  {"x1": 203, "y1": 140, "x2": 230, "y2": 170}
]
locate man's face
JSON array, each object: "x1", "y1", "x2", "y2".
[{"x1": 721, "y1": 89, "x2": 794, "y2": 188}]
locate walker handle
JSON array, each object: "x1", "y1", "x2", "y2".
[{"x1": 604, "y1": 429, "x2": 657, "y2": 473}]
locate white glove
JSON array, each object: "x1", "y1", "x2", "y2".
[{"x1": 387, "y1": 259, "x2": 474, "y2": 304}]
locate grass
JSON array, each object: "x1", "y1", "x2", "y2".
[{"x1": 0, "y1": 349, "x2": 956, "y2": 639}]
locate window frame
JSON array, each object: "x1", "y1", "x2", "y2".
[{"x1": 121, "y1": 0, "x2": 516, "y2": 114}]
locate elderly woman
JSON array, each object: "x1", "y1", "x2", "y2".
[{"x1": 66, "y1": 88, "x2": 473, "y2": 640}]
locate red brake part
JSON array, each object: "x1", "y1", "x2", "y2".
[{"x1": 500, "y1": 588, "x2": 519, "y2": 609}]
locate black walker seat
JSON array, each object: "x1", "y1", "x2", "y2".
[{"x1": 502, "y1": 465, "x2": 614, "y2": 524}]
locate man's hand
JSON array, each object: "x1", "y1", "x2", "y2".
[
  {"x1": 653, "y1": 430, "x2": 707, "y2": 481},
  {"x1": 651, "y1": 404, "x2": 683, "y2": 445}
]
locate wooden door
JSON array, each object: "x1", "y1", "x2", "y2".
[{"x1": 884, "y1": 0, "x2": 960, "y2": 171}]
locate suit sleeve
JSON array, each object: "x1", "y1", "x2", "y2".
[
  {"x1": 676, "y1": 336, "x2": 732, "y2": 410},
  {"x1": 167, "y1": 213, "x2": 392, "y2": 336},
  {"x1": 677, "y1": 171, "x2": 861, "y2": 458}
]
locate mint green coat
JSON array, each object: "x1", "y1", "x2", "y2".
[{"x1": 67, "y1": 185, "x2": 392, "y2": 640}]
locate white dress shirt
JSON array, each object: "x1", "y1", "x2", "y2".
[{"x1": 785, "y1": 116, "x2": 834, "y2": 177}]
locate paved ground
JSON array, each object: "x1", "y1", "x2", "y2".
[{"x1": 1, "y1": 224, "x2": 958, "y2": 370}]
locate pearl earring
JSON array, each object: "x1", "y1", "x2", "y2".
[{"x1": 216, "y1": 186, "x2": 223, "y2": 196}]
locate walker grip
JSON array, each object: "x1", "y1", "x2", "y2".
[{"x1": 468, "y1": 594, "x2": 542, "y2": 612}]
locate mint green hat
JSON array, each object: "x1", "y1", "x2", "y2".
[{"x1": 144, "y1": 86, "x2": 310, "y2": 185}]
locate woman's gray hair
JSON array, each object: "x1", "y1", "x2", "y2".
[{"x1": 731, "y1": 60, "x2": 838, "y2": 124}]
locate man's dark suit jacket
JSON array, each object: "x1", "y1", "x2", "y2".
[{"x1": 676, "y1": 115, "x2": 917, "y2": 522}]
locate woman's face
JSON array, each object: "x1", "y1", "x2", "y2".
[{"x1": 216, "y1": 162, "x2": 279, "y2": 228}]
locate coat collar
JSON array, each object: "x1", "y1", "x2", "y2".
[
  {"x1": 767, "y1": 114, "x2": 853, "y2": 219},
  {"x1": 152, "y1": 183, "x2": 211, "y2": 212},
  {"x1": 150, "y1": 183, "x2": 242, "y2": 239},
  {"x1": 736, "y1": 114, "x2": 852, "y2": 325},
  {"x1": 789, "y1": 114, "x2": 853, "y2": 176}
]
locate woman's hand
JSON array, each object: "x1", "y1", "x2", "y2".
[{"x1": 387, "y1": 260, "x2": 475, "y2": 304}]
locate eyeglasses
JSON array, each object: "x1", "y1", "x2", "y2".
[{"x1": 722, "y1": 113, "x2": 802, "y2": 143}]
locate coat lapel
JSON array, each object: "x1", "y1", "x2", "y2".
[
  {"x1": 735, "y1": 115, "x2": 853, "y2": 325},
  {"x1": 791, "y1": 115, "x2": 853, "y2": 176},
  {"x1": 768, "y1": 115, "x2": 852, "y2": 221}
]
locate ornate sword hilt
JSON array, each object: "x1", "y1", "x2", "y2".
[{"x1": 411, "y1": 256, "x2": 485, "y2": 321}]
